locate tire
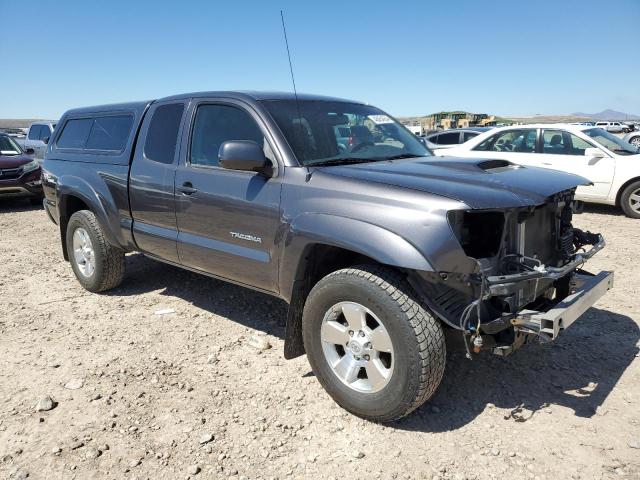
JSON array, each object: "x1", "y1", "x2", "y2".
[
  {"x1": 620, "y1": 181, "x2": 640, "y2": 219},
  {"x1": 66, "y1": 210, "x2": 125, "y2": 292},
  {"x1": 630, "y1": 136, "x2": 640, "y2": 149},
  {"x1": 302, "y1": 265, "x2": 445, "y2": 422}
]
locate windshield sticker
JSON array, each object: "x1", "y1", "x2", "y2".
[{"x1": 368, "y1": 115, "x2": 394, "y2": 125}]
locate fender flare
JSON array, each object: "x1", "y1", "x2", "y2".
[
  {"x1": 56, "y1": 175, "x2": 122, "y2": 252},
  {"x1": 279, "y1": 213, "x2": 434, "y2": 299},
  {"x1": 279, "y1": 213, "x2": 434, "y2": 359}
]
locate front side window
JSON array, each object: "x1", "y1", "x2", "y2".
[
  {"x1": 462, "y1": 131, "x2": 478, "y2": 142},
  {"x1": 261, "y1": 100, "x2": 430, "y2": 166},
  {"x1": 39, "y1": 125, "x2": 51, "y2": 140},
  {"x1": 57, "y1": 119, "x2": 93, "y2": 149},
  {"x1": 190, "y1": 104, "x2": 264, "y2": 167},
  {"x1": 28, "y1": 125, "x2": 42, "y2": 140},
  {"x1": 474, "y1": 129, "x2": 537, "y2": 153},
  {"x1": 85, "y1": 115, "x2": 133, "y2": 151},
  {"x1": 144, "y1": 103, "x2": 185, "y2": 164}
]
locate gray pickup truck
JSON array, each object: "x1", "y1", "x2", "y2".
[
  {"x1": 16, "y1": 122, "x2": 56, "y2": 160},
  {"x1": 42, "y1": 91, "x2": 612, "y2": 422}
]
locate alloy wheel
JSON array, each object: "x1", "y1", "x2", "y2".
[
  {"x1": 72, "y1": 227, "x2": 96, "y2": 277},
  {"x1": 320, "y1": 301, "x2": 394, "y2": 393}
]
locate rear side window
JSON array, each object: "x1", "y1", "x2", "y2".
[
  {"x1": 57, "y1": 119, "x2": 93, "y2": 149},
  {"x1": 144, "y1": 104, "x2": 185, "y2": 164},
  {"x1": 57, "y1": 115, "x2": 133, "y2": 151},
  {"x1": 85, "y1": 116, "x2": 133, "y2": 151},
  {"x1": 475, "y1": 129, "x2": 537, "y2": 153},
  {"x1": 437, "y1": 132, "x2": 460, "y2": 145}
]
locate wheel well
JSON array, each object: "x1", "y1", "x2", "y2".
[
  {"x1": 295, "y1": 244, "x2": 381, "y2": 291},
  {"x1": 284, "y1": 243, "x2": 393, "y2": 359},
  {"x1": 59, "y1": 195, "x2": 90, "y2": 260},
  {"x1": 615, "y1": 176, "x2": 640, "y2": 207}
]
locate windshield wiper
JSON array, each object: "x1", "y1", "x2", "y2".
[
  {"x1": 612, "y1": 149, "x2": 636, "y2": 155},
  {"x1": 305, "y1": 157, "x2": 381, "y2": 167},
  {"x1": 385, "y1": 153, "x2": 424, "y2": 160}
]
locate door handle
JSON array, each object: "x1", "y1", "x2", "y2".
[
  {"x1": 177, "y1": 182, "x2": 197, "y2": 195},
  {"x1": 542, "y1": 162, "x2": 553, "y2": 165}
]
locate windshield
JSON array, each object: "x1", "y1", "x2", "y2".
[
  {"x1": 261, "y1": 100, "x2": 431, "y2": 166},
  {"x1": 0, "y1": 136, "x2": 23, "y2": 156},
  {"x1": 584, "y1": 128, "x2": 639, "y2": 155}
]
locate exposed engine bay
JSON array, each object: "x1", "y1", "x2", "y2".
[{"x1": 410, "y1": 189, "x2": 612, "y2": 357}]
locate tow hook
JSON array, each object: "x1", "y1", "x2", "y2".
[{"x1": 472, "y1": 334, "x2": 484, "y2": 353}]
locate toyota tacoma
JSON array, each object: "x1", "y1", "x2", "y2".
[{"x1": 42, "y1": 91, "x2": 613, "y2": 422}]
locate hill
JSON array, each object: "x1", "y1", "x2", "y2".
[{"x1": 571, "y1": 109, "x2": 640, "y2": 121}]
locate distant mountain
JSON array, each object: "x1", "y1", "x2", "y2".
[{"x1": 571, "y1": 109, "x2": 640, "y2": 121}]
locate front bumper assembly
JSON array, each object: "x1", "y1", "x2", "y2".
[
  {"x1": 480, "y1": 235, "x2": 613, "y2": 354},
  {"x1": 510, "y1": 270, "x2": 613, "y2": 339},
  {"x1": 484, "y1": 234, "x2": 606, "y2": 297}
]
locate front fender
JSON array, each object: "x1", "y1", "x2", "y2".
[{"x1": 278, "y1": 213, "x2": 434, "y2": 301}]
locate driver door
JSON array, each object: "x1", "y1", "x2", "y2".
[{"x1": 537, "y1": 129, "x2": 614, "y2": 199}]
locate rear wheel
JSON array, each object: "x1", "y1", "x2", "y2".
[
  {"x1": 66, "y1": 210, "x2": 125, "y2": 292},
  {"x1": 302, "y1": 265, "x2": 445, "y2": 422},
  {"x1": 620, "y1": 181, "x2": 640, "y2": 219}
]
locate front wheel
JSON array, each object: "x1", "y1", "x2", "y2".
[
  {"x1": 302, "y1": 265, "x2": 446, "y2": 422},
  {"x1": 629, "y1": 136, "x2": 640, "y2": 149},
  {"x1": 620, "y1": 181, "x2": 640, "y2": 219},
  {"x1": 66, "y1": 210, "x2": 125, "y2": 292}
]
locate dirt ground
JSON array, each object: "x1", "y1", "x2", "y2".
[{"x1": 0, "y1": 199, "x2": 638, "y2": 480}]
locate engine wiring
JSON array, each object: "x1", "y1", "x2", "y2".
[{"x1": 459, "y1": 259, "x2": 487, "y2": 360}]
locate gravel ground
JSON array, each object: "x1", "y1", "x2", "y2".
[{"x1": 0, "y1": 199, "x2": 638, "y2": 480}]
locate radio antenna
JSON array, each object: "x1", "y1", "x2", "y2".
[
  {"x1": 280, "y1": 10, "x2": 306, "y2": 162},
  {"x1": 280, "y1": 10, "x2": 299, "y2": 102}
]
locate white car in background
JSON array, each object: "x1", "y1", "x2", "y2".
[
  {"x1": 595, "y1": 121, "x2": 625, "y2": 133},
  {"x1": 441, "y1": 124, "x2": 640, "y2": 218}
]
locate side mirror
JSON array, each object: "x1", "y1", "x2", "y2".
[
  {"x1": 42, "y1": 136, "x2": 49, "y2": 144},
  {"x1": 219, "y1": 140, "x2": 271, "y2": 175},
  {"x1": 25, "y1": 148, "x2": 35, "y2": 155},
  {"x1": 584, "y1": 147, "x2": 605, "y2": 158}
]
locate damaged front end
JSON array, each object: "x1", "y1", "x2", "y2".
[{"x1": 411, "y1": 189, "x2": 613, "y2": 357}]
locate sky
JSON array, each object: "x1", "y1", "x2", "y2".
[{"x1": 1, "y1": 0, "x2": 639, "y2": 119}]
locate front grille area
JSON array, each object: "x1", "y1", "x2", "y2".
[
  {"x1": 0, "y1": 167, "x2": 23, "y2": 180},
  {"x1": 559, "y1": 227, "x2": 574, "y2": 261}
]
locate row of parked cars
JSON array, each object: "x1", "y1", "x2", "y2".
[
  {"x1": 420, "y1": 123, "x2": 640, "y2": 218},
  {"x1": 2, "y1": 113, "x2": 640, "y2": 219}
]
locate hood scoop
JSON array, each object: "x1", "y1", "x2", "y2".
[{"x1": 477, "y1": 159, "x2": 521, "y2": 173}]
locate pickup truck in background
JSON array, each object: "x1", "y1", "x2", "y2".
[
  {"x1": 41, "y1": 91, "x2": 612, "y2": 422},
  {"x1": 594, "y1": 121, "x2": 625, "y2": 133},
  {"x1": 16, "y1": 122, "x2": 56, "y2": 160}
]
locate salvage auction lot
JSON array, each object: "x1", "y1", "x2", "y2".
[{"x1": 1, "y1": 201, "x2": 638, "y2": 480}]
